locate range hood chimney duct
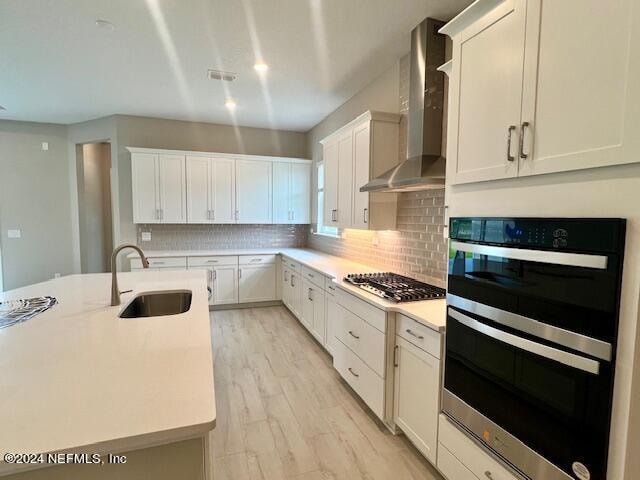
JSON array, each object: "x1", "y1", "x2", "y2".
[{"x1": 360, "y1": 17, "x2": 446, "y2": 193}]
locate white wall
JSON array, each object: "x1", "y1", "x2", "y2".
[
  {"x1": 446, "y1": 163, "x2": 640, "y2": 480},
  {"x1": 0, "y1": 121, "x2": 75, "y2": 289}
]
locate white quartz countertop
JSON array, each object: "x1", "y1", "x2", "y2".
[
  {"x1": 131, "y1": 248, "x2": 447, "y2": 332},
  {"x1": 0, "y1": 271, "x2": 215, "y2": 475}
]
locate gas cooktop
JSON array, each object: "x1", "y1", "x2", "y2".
[{"x1": 344, "y1": 272, "x2": 446, "y2": 303}]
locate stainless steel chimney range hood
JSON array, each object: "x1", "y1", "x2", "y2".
[{"x1": 360, "y1": 17, "x2": 446, "y2": 193}]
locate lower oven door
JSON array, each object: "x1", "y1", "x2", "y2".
[{"x1": 444, "y1": 307, "x2": 612, "y2": 480}]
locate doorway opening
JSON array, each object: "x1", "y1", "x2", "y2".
[{"x1": 76, "y1": 142, "x2": 114, "y2": 273}]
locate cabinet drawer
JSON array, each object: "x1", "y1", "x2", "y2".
[
  {"x1": 302, "y1": 266, "x2": 324, "y2": 289},
  {"x1": 239, "y1": 254, "x2": 276, "y2": 265},
  {"x1": 281, "y1": 256, "x2": 301, "y2": 272},
  {"x1": 437, "y1": 444, "x2": 479, "y2": 480},
  {"x1": 439, "y1": 415, "x2": 519, "y2": 480},
  {"x1": 188, "y1": 255, "x2": 238, "y2": 267},
  {"x1": 333, "y1": 339, "x2": 384, "y2": 419},
  {"x1": 336, "y1": 288, "x2": 386, "y2": 333},
  {"x1": 335, "y1": 308, "x2": 385, "y2": 377},
  {"x1": 325, "y1": 278, "x2": 338, "y2": 294},
  {"x1": 131, "y1": 256, "x2": 186, "y2": 269},
  {"x1": 396, "y1": 314, "x2": 442, "y2": 359}
]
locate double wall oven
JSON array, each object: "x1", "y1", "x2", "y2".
[{"x1": 444, "y1": 218, "x2": 626, "y2": 480}]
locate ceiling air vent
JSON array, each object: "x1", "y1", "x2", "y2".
[{"x1": 207, "y1": 69, "x2": 237, "y2": 82}]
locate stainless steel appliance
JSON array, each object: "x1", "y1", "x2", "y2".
[
  {"x1": 344, "y1": 272, "x2": 445, "y2": 302},
  {"x1": 444, "y1": 218, "x2": 626, "y2": 480}
]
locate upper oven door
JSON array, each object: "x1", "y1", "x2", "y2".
[
  {"x1": 447, "y1": 240, "x2": 618, "y2": 346},
  {"x1": 444, "y1": 307, "x2": 612, "y2": 480}
]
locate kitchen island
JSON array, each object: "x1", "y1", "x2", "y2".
[{"x1": 0, "y1": 270, "x2": 215, "y2": 479}]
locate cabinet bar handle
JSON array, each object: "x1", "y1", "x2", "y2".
[
  {"x1": 238, "y1": 268, "x2": 242, "y2": 279},
  {"x1": 519, "y1": 121, "x2": 530, "y2": 159},
  {"x1": 308, "y1": 288, "x2": 313, "y2": 301},
  {"x1": 406, "y1": 329, "x2": 424, "y2": 340},
  {"x1": 506, "y1": 125, "x2": 516, "y2": 162},
  {"x1": 394, "y1": 345, "x2": 399, "y2": 367},
  {"x1": 291, "y1": 275, "x2": 295, "y2": 287},
  {"x1": 363, "y1": 208, "x2": 368, "y2": 224},
  {"x1": 348, "y1": 330, "x2": 360, "y2": 339},
  {"x1": 213, "y1": 270, "x2": 217, "y2": 280},
  {"x1": 485, "y1": 472, "x2": 494, "y2": 480},
  {"x1": 348, "y1": 367, "x2": 359, "y2": 378}
]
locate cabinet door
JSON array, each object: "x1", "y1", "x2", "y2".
[
  {"x1": 290, "y1": 163, "x2": 311, "y2": 224},
  {"x1": 301, "y1": 279, "x2": 314, "y2": 330},
  {"x1": 336, "y1": 131, "x2": 354, "y2": 227},
  {"x1": 324, "y1": 293, "x2": 341, "y2": 355},
  {"x1": 211, "y1": 158, "x2": 236, "y2": 224},
  {"x1": 323, "y1": 140, "x2": 339, "y2": 226},
  {"x1": 272, "y1": 161, "x2": 291, "y2": 224},
  {"x1": 239, "y1": 264, "x2": 276, "y2": 303},
  {"x1": 282, "y1": 267, "x2": 292, "y2": 309},
  {"x1": 236, "y1": 160, "x2": 272, "y2": 224},
  {"x1": 311, "y1": 287, "x2": 326, "y2": 344},
  {"x1": 519, "y1": 0, "x2": 638, "y2": 176},
  {"x1": 351, "y1": 121, "x2": 371, "y2": 229},
  {"x1": 449, "y1": 0, "x2": 526, "y2": 184},
  {"x1": 394, "y1": 337, "x2": 440, "y2": 465},
  {"x1": 132, "y1": 152, "x2": 159, "y2": 223},
  {"x1": 158, "y1": 154, "x2": 186, "y2": 223},
  {"x1": 289, "y1": 271, "x2": 302, "y2": 318},
  {"x1": 186, "y1": 156, "x2": 211, "y2": 224},
  {"x1": 213, "y1": 265, "x2": 239, "y2": 305}
]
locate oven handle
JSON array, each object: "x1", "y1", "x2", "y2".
[
  {"x1": 450, "y1": 241, "x2": 608, "y2": 270},
  {"x1": 447, "y1": 294, "x2": 612, "y2": 361},
  {"x1": 449, "y1": 308, "x2": 600, "y2": 375}
]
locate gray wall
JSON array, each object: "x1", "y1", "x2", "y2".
[{"x1": 0, "y1": 121, "x2": 75, "y2": 289}]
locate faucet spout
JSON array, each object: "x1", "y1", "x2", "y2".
[{"x1": 111, "y1": 244, "x2": 149, "y2": 306}]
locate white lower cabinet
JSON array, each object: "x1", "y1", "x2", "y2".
[
  {"x1": 438, "y1": 415, "x2": 519, "y2": 480},
  {"x1": 238, "y1": 264, "x2": 277, "y2": 303},
  {"x1": 212, "y1": 265, "x2": 239, "y2": 305},
  {"x1": 301, "y1": 279, "x2": 326, "y2": 344},
  {"x1": 324, "y1": 286, "x2": 339, "y2": 355},
  {"x1": 393, "y1": 336, "x2": 440, "y2": 465}
]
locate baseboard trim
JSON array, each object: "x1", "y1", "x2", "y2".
[{"x1": 210, "y1": 300, "x2": 282, "y2": 311}]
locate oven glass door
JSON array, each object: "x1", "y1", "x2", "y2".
[
  {"x1": 447, "y1": 243, "x2": 619, "y2": 342},
  {"x1": 445, "y1": 308, "x2": 612, "y2": 480}
]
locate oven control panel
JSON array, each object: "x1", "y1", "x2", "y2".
[{"x1": 449, "y1": 217, "x2": 625, "y2": 253}]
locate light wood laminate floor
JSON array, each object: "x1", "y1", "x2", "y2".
[{"x1": 209, "y1": 306, "x2": 444, "y2": 480}]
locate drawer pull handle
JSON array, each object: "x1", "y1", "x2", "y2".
[
  {"x1": 484, "y1": 472, "x2": 494, "y2": 480},
  {"x1": 154, "y1": 262, "x2": 165, "y2": 265},
  {"x1": 328, "y1": 285, "x2": 335, "y2": 291},
  {"x1": 348, "y1": 330, "x2": 360, "y2": 339},
  {"x1": 348, "y1": 367, "x2": 359, "y2": 378},
  {"x1": 207, "y1": 260, "x2": 218, "y2": 263},
  {"x1": 506, "y1": 125, "x2": 516, "y2": 162},
  {"x1": 250, "y1": 258, "x2": 262, "y2": 262},
  {"x1": 406, "y1": 329, "x2": 424, "y2": 340}
]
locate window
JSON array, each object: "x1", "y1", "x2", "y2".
[{"x1": 316, "y1": 162, "x2": 338, "y2": 236}]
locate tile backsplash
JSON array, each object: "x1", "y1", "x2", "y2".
[
  {"x1": 309, "y1": 189, "x2": 447, "y2": 287},
  {"x1": 137, "y1": 224, "x2": 308, "y2": 250}
]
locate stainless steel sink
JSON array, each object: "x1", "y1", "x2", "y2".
[{"x1": 119, "y1": 290, "x2": 192, "y2": 318}]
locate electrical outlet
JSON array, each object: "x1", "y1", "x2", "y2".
[
  {"x1": 7, "y1": 229, "x2": 21, "y2": 239},
  {"x1": 141, "y1": 231, "x2": 152, "y2": 242},
  {"x1": 41, "y1": 142, "x2": 49, "y2": 151}
]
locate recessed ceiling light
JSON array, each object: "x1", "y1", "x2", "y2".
[
  {"x1": 225, "y1": 100, "x2": 237, "y2": 110},
  {"x1": 253, "y1": 62, "x2": 269, "y2": 73},
  {"x1": 95, "y1": 19, "x2": 115, "y2": 31}
]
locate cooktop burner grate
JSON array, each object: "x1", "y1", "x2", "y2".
[{"x1": 344, "y1": 272, "x2": 446, "y2": 303}]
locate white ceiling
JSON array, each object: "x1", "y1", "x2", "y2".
[{"x1": 0, "y1": 0, "x2": 471, "y2": 131}]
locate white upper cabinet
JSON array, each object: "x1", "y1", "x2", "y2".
[
  {"x1": 320, "y1": 111, "x2": 400, "y2": 231},
  {"x1": 289, "y1": 163, "x2": 311, "y2": 224},
  {"x1": 132, "y1": 152, "x2": 160, "y2": 223},
  {"x1": 323, "y1": 141, "x2": 340, "y2": 226},
  {"x1": 186, "y1": 155, "x2": 211, "y2": 223},
  {"x1": 519, "y1": 0, "x2": 638, "y2": 176},
  {"x1": 132, "y1": 152, "x2": 186, "y2": 224},
  {"x1": 441, "y1": 0, "x2": 640, "y2": 184},
  {"x1": 235, "y1": 159, "x2": 272, "y2": 224},
  {"x1": 211, "y1": 158, "x2": 236, "y2": 223},
  {"x1": 273, "y1": 161, "x2": 311, "y2": 224},
  {"x1": 130, "y1": 148, "x2": 310, "y2": 225}
]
